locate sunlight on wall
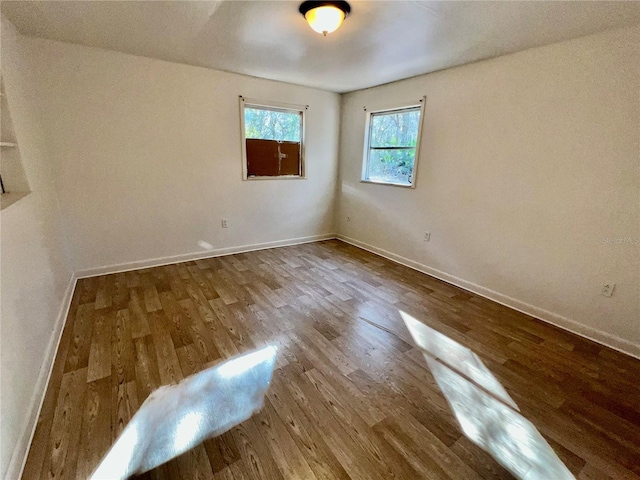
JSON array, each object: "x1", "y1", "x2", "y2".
[{"x1": 197, "y1": 240, "x2": 215, "y2": 250}]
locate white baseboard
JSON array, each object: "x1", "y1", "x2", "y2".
[
  {"x1": 75, "y1": 233, "x2": 337, "y2": 279},
  {"x1": 337, "y1": 234, "x2": 640, "y2": 360},
  {"x1": 6, "y1": 273, "x2": 78, "y2": 480}
]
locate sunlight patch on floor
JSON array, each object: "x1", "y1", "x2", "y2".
[{"x1": 402, "y1": 311, "x2": 574, "y2": 480}]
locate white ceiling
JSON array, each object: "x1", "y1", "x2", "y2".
[{"x1": 2, "y1": 1, "x2": 640, "y2": 93}]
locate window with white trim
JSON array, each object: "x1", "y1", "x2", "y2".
[
  {"x1": 361, "y1": 100, "x2": 425, "y2": 187},
  {"x1": 240, "y1": 98, "x2": 306, "y2": 180}
]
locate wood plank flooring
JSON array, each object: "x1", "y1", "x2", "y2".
[{"x1": 22, "y1": 240, "x2": 640, "y2": 479}]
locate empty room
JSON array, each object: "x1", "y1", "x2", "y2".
[{"x1": 1, "y1": 1, "x2": 639, "y2": 479}]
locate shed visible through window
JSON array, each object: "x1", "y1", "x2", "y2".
[{"x1": 240, "y1": 99, "x2": 306, "y2": 180}]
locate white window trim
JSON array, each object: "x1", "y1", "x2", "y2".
[
  {"x1": 360, "y1": 97, "x2": 426, "y2": 189},
  {"x1": 239, "y1": 96, "x2": 307, "y2": 181}
]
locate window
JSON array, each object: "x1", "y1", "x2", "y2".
[
  {"x1": 240, "y1": 98, "x2": 306, "y2": 180},
  {"x1": 362, "y1": 100, "x2": 425, "y2": 187}
]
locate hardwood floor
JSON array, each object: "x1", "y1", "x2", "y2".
[{"x1": 22, "y1": 240, "x2": 640, "y2": 479}]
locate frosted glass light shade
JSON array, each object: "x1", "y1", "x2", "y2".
[
  {"x1": 299, "y1": 1, "x2": 351, "y2": 36},
  {"x1": 305, "y1": 6, "x2": 345, "y2": 35}
]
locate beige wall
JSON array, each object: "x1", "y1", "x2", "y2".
[
  {"x1": 22, "y1": 37, "x2": 340, "y2": 275},
  {"x1": 338, "y1": 25, "x2": 640, "y2": 356},
  {"x1": 0, "y1": 17, "x2": 74, "y2": 478}
]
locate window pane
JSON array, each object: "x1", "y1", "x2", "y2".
[
  {"x1": 370, "y1": 109, "x2": 420, "y2": 148},
  {"x1": 367, "y1": 148, "x2": 415, "y2": 185},
  {"x1": 244, "y1": 107, "x2": 301, "y2": 142}
]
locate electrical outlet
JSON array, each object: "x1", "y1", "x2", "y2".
[
  {"x1": 221, "y1": 219, "x2": 228, "y2": 228},
  {"x1": 600, "y1": 283, "x2": 615, "y2": 297},
  {"x1": 424, "y1": 232, "x2": 430, "y2": 242}
]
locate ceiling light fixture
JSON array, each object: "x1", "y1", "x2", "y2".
[{"x1": 299, "y1": 1, "x2": 351, "y2": 37}]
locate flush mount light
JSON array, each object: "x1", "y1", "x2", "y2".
[{"x1": 299, "y1": 1, "x2": 351, "y2": 36}]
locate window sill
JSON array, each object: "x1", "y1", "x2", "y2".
[
  {"x1": 360, "y1": 179, "x2": 415, "y2": 189},
  {"x1": 245, "y1": 175, "x2": 307, "y2": 181}
]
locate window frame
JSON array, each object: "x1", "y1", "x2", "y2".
[
  {"x1": 239, "y1": 97, "x2": 307, "y2": 181},
  {"x1": 360, "y1": 98, "x2": 426, "y2": 188}
]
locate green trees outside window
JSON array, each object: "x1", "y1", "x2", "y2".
[
  {"x1": 244, "y1": 107, "x2": 301, "y2": 142},
  {"x1": 364, "y1": 106, "x2": 422, "y2": 186}
]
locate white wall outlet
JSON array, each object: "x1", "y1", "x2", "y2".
[
  {"x1": 221, "y1": 219, "x2": 228, "y2": 228},
  {"x1": 600, "y1": 283, "x2": 615, "y2": 297},
  {"x1": 424, "y1": 232, "x2": 431, "y2": 242}
]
